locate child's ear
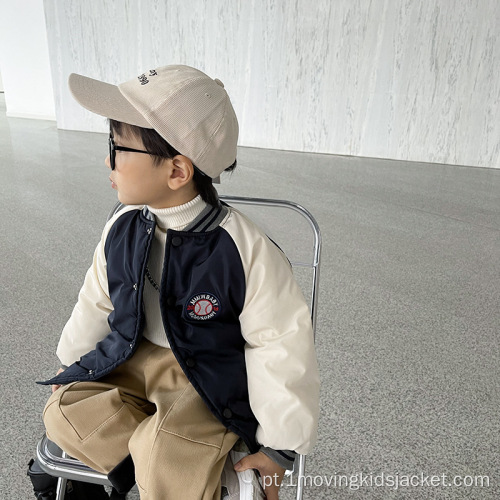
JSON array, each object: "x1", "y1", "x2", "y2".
[{"x1": 168, "y1": 155, "x2": 194, "y2": 190}]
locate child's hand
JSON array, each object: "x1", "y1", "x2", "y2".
[
  {"x1": 51, "y1": 367, "x2": 65, "y2": 393},
  {"x1": 234, "y1": 451, "x2": 285, "y2": 500}
]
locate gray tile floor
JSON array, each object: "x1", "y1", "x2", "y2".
[{"x1": 1, "y1": 91, "x2": 499, "y2": 499}]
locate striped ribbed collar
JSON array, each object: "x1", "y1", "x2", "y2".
[{"x1": 142, "y1": 199, "x2": 228, "y2": 233}]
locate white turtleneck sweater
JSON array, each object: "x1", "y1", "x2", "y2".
[{"x1": 142, "y1": 195, "x2": 208, "y2": 347}]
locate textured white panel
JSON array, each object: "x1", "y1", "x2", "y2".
[{"x1": 44, "y1": 0, "x2": 500, "y2": 168}]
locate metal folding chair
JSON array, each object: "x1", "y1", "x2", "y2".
[{"x1": 36, "y1": 195, "x2": 321, "y2": 500}]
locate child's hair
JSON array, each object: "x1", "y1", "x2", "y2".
[{"x1": 109, "y1": 119, "x2": 236, "y2": 207}]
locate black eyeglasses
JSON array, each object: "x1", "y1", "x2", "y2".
[
  {"x1": 108, "y1": 135, "x2": 153, "y2": 170},
  {"x1": 108, "y1": 133, "x2": 212, "y2": 179}
]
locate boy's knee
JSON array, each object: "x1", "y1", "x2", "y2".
[
  {"x1": 42, "y1": 384, "x2": 93, "y2": 463},
  {"x1": 42, "y1": 387, "x2": 68, "y2": 439},
  {"x1": 42, "y1": 383, "x2": 83, "y2": 443}
]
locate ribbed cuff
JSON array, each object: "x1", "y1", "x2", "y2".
[{"x1": 259, "y1": 447, "x2": 296, "y2": 471}]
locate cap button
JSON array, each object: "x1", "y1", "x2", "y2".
[{"x1": 214, "y1": 78, "x2": 224, "y2": 88}]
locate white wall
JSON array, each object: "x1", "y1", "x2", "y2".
[
  {"x1": 43, "y1": 0, "x2": 500, "y2": 168},
  {"x1": 0, "y1": 0, "x2": 55, "y2": 120}
]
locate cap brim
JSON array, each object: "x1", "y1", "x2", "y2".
[{"x1": 68, "y1": 73, "x2": 152, "y2": 128}]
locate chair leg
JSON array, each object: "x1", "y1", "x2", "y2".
[{"x1": 55, "y1": 477, "x2": 67, "y2": 500}]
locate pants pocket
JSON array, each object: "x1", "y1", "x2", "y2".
[{"x1": 59, "y1": 385, "x2": 129, "y2": 441}]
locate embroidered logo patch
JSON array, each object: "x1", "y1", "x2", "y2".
[{"x1": 186, "y1": 293, "x2": 220, "y2": 320}]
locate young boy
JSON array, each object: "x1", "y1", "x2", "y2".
[{"x1": 41, "y1": 65, "x2": 319, "y2": 500}]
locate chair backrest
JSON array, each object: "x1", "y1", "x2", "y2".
[{"x1": 219, "y1": 195, "x2": 321, "y2": 338}]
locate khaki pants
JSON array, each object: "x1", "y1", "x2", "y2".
[{"x1": 43, "y1": 339, "x2": 239, "y2": 500}]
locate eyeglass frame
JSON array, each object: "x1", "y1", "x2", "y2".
[
  {"x1": 108, "y1": 134, "x2": 153, "y2": 170},
  {"x1": 108, "y1": 132, "x2": 211, "y2": 178}
]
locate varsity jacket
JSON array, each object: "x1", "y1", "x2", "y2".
[{"x1": 41, "y1": 202, "x2": 319, "y2": 456}]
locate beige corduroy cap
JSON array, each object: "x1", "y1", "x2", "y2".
[{"x1": 68, "y1": 65, "x2": 239, "y2": 179}]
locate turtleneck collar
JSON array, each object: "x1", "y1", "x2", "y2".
[{"x1": 147, "y1": 195, "x2": 208, "y2": 231}]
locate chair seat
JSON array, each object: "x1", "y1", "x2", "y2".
[{"x1": 36, "y1": 434, "x2": 112, "y2": 486}]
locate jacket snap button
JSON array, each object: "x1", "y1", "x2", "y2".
[
  {"x1": 171, "y1": 236, "x2": 183, "y2": 247},
  {"x1": 167, "y1": 296, "x2": 176, "y2": 307},
  {"x1": 222, "y1": 408, "x2": 232, "y2": 419},
  {"x1": 185, "y1": 358, "x2": 196, "y2": 368},
  {"x1": 88, "y1": 370, "x2": 93, "y2": 375}
]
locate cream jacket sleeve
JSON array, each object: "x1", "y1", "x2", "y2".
[
  {"x1": 56, "y1": 206, "x2": 139, "y2": 366},
  {"x1": 222, "y1": 209, "x2": 320, "y2": 455}
]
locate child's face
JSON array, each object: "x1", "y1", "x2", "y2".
[{"x1": 105, "y1": 131, "x2": 178, "y2": 208}]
